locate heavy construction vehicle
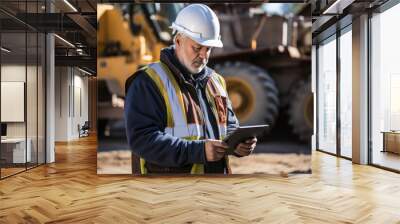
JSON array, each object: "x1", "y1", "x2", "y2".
[{"x1": 97, "y1": 3, "x2": 313, "y2": 142}]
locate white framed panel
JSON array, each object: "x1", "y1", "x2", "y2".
[{"x1": 1, "y1": 81, "x2": 25, "y2": 122}]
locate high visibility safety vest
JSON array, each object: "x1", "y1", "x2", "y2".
[{"x1": 138, "y1": 61, "x2": 230, "y2": 174}]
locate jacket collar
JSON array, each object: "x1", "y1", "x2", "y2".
[{"x1": 160, "y1": 46, "x2": 212, "y2": 88}]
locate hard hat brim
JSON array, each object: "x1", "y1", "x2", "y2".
[
  {"x1": 171, "y1": 23, "x2": 223, "y2": 48},
  {"x1": 196, "y1": 39, "x2": 223, "y2": 48}
]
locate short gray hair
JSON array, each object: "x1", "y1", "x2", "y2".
[{"x1": 173, "y1": 32, "x2": 188, "y2": 46}]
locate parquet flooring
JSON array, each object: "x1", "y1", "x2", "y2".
[
  {"x1": 1, "y1": 135, "x2": 400, "y2": 223},
  {"x1": 1, "y1": 167, "x2": 26, "y2": 178}
]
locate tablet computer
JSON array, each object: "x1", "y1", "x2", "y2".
[{"x1": 223, "y1": 125, "x2": 269, "y2": 153}]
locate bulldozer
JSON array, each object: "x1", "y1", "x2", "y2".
[{"x1": 97, "y1": 3, "x2": 313, "y2": 142}]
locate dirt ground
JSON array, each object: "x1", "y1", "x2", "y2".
[
  {"x1": 97, "y1": 150, "x2": 311, "y2": 175},
  {"x1": 228, "y1": 153, "x2": 311, "y2": 174},
  {"x1": 97, "y1": 150, "x2": 132, "y2": 174}
]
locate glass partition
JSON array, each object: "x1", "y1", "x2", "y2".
[
  {"x1": 339, "y1": 27, "x2": 352, "y2": 158},
  {"x1": 0, "y1": 1, "x2": 46, "y2": 179},
  {"x1": 317, "y1": 35, "x2": 337, "y2": 154},
  {"x1": 27, "y1": 30, "x2": 38, "y2": 169},
  {"x1": 1, "y1": 30, "x2": 28, "y2": 177},
  {"x1": 38, "y1": 32, "x2": 45, "y2": 165},
  {"x1": 371, "y1": 3, "x2": 400, "y2": 171}
]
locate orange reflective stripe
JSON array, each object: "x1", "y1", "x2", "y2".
[
  {"x1": 205, "y1": 85, "x2": 219, "y2": 125},
  {"x1": 206, "y1": 77, "x2": 228, "y2": 139}
]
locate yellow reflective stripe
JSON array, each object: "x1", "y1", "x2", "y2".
[
  {"x1": 159, "y1": 62, "x2": 187, "y2": 124},
  {"x1": 140, "y1": 135, "x2": 203, "y2": 175},
  {"x1": 140, "y1": 158, "x2": 147, "y2": 174},
  {"x1": 145, "y1": 67, "x2": 174, "y2": 127},
  {"x1": 190, "y1": 164, "x2": 204, "y2": 174},
  {"x1": 225, "y1": 156, "x2": 231, "y2": 174},
  {"x1": 184, "y1": 136, "x2": 201, "y2": 140},
  {"x1": 211, "y1": 74, "x2": 227, "y2": 97},
  {"x1": 185, "y1": 136, "x2": 204, "y2": 174},
  {"x1": 215, "y1": 73, "x2": 227, "y2": 91}
]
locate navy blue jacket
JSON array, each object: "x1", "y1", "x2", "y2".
[{"x1": 124, "y1": 47, "x2": 239, "y2": 173}]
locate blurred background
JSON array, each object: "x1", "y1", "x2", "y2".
[{"x1": 97, "y1": 3, "x2": 312, "y2": 174}]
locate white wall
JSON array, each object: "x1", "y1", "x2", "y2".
[
  {"x1": 55, "y1": 66, "x2": 69, "y2": 141},
  {"x1": 55, "y1": 67, "x2": 89, "y2": 141}
]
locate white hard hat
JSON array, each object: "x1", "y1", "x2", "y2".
[{"x1": 171, "y1": 4, "x2": 223, "y2": 48}]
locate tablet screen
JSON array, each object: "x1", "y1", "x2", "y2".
[{"x1": 223, "y1": 125, "x2": 269, "y2": 153}]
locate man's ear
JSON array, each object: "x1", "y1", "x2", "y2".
[{"x1": 175, "y1": 34, "x2": 182, "y2": 47}]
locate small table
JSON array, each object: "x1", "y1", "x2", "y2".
[
  {"x1": 381, "y1": 131, "x2": 400, "y2": 154},
  {"x1": 1, "y1": 138, "x2": 32, "y2": 165}
]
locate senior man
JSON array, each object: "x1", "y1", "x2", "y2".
[{"x1": 125, "y1": 4, "x2": 257, "y2": 174}]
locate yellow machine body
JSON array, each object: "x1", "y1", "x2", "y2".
[{"x1": 97, "y1": 5, "x2": 165, "y2": 92}]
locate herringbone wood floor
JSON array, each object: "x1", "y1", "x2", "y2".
[{"x1": 1, "y1": 136, "x2": 400, "y2": 223}]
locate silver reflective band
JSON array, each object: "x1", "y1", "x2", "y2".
[
  {"x1": 165, "y1": 123, "x2": 203, "y2": 138},
  {"x1": 149, "y1": 63, "x2": 187, "y2": 126},
  {"x1": 219, "y1": 125, "x2": 227, "y2": 136}
]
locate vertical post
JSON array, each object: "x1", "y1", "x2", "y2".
[
  {"x1": 337, "y1": 29, "x2": 341, "y2": 157},
  {"x1": 312, "y1": 45, "x2": 317, "y2": 151},
  {"x1": 315, "y1": 44, "x2": 320, "y2": 151},
  {"x1": 46, "y1": 0, "x2": 55, "y2": 163},
  {"x1": 0, "y1": 21, "x2": 2, "y2": 179},
  {"x1": 352, "y1": 14, "x2": 369, "y2": 164},
  {"x1": 24, "y1": 82, "x2": 27, "y2": 167}
]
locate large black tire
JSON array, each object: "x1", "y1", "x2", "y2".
[
  {"x1": 288, "y1": 78, "x2": 313, "y2": 142},
  {"x1": 214, "y1": 61, "x2": 279, "y2": 127}
]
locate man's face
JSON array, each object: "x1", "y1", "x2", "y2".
[{"x1": 175, "y1": 34, "x2": 212, "y2": 74}]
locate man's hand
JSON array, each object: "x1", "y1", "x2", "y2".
[
  {"x1": 205, "y1": 139, "x2": 228, "y2": 162},
  {"x1": 234, "y1": 137, "x2": 257, "y2": 157}
]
